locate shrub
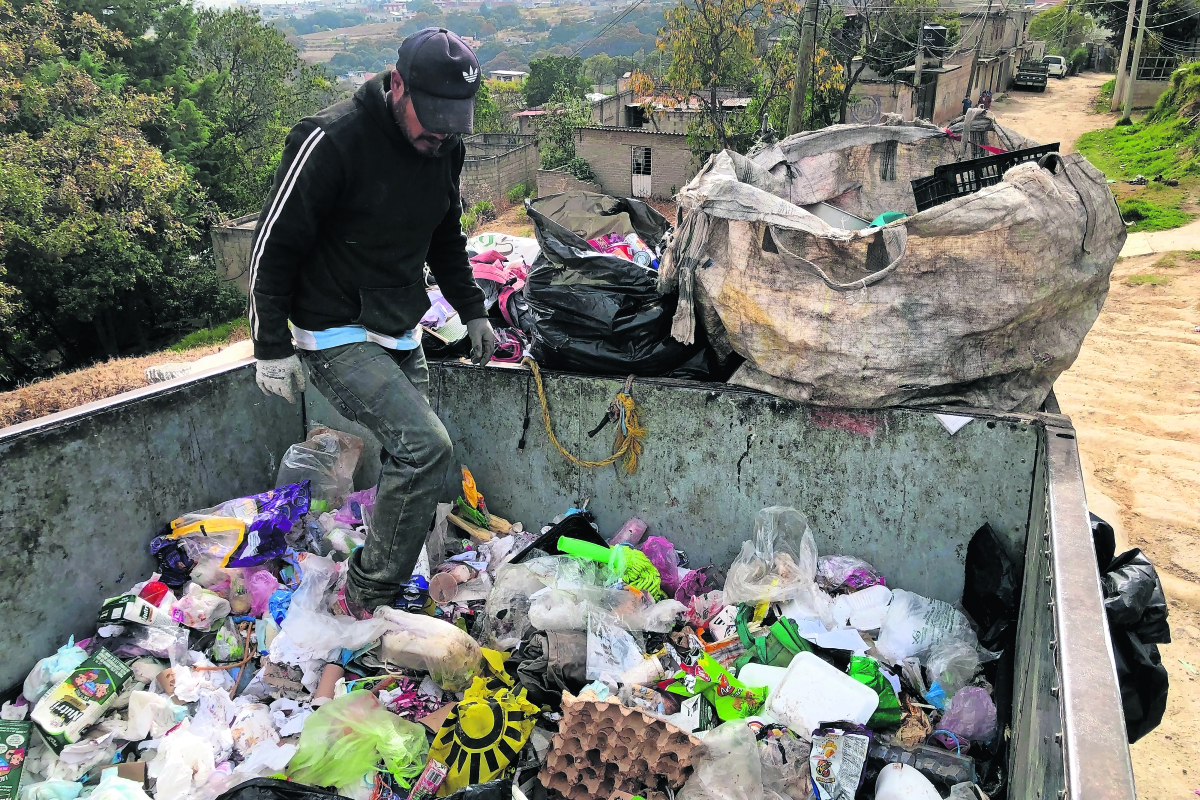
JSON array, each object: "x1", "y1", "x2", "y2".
[
  {"x1": 471, "y1": 200, "x2": 496, "y2": 222},
  {"x1": 461, "y1": 212, "x2": 478, "y2": 234},
  {"x1": 1126, "y1": 274, "x2": 1171, "y2": 285},
  {"x1": 506, "y1": 183, "x2": 530, "y2": 203},
  {"x1": 565, "y1": 157, "x2": 597, "y2": 182}
]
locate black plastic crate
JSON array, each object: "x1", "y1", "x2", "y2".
[{"x1": 911, "y1": 143, "x2": 1061, "y2": 212}]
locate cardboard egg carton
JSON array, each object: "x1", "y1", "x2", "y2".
[{"x1": 539, "y1": 690, "x2": 702, "y2": 799}]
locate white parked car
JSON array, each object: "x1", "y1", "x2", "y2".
[{"x1": 1043, "y1": 55, "x2": 1069, "y2": 78}]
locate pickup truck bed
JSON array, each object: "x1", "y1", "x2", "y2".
[{"x1": 0, "y1": 359, "x2": 1138, "y2": 800}]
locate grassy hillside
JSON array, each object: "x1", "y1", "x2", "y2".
[{"x1": 1076, "y1": 64, "x2": 1200, "y2": 231}]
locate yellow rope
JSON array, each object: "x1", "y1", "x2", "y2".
[{"x1": 522, "y1": 357, "x2": 646, "y2": 474}]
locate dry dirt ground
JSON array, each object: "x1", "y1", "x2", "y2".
[
  {"x1": 997, "y1": 76, "x2": 1200, "y2": 798},
  {"x1": 988, "y1": 71, "x2": 1116, "y2": 151}
]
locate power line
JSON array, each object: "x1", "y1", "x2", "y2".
[{"x1": 569, "y1": 0, "x2": 650, "y2": 56}]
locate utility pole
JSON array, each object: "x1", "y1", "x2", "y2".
[
  {"x1": 965, "y1": 0, "x2": 995, "y2": 111},
  {"x1": 1114, "y1": 0, "x2": 1137, "y2": 111},
  {"x1": 912, "y1": 13, "x2": 924, "y2": 120},
  {"x1": 787, "y1": 0, "x2": 822, "y2": 135},
  {"x1": 1122, "y1": 0, "x2": 1148, "y2": 122}
]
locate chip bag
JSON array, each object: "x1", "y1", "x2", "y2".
[
  {"x1": 661, "y1": 651, "x2": 767, "y2": 720},
  {"x1": 846, "y1": 656, "x2": 903, "y2": 728}
]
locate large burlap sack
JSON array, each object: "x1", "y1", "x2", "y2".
[{"x1": 660, "y1": 114, "x2": 1124, "y2": 411}]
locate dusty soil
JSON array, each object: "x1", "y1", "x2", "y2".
[
  {"x1": 999, "y1": 75, "x2": 1200, "y2": 798},
  {"x1": 1054, "y1": 252, "x2": 1200, "y2": 798},
  {"x1": 989, "y1": 72, "x2": 1116, "y2": 152}
]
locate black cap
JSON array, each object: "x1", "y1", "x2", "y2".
[{"x1": 396, "y1": 28, "x2": 480, "y2": 135}]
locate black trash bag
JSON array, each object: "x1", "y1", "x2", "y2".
[
  {"x1": 215, "y1": 778, "x2": 346, "y2": 800},
  {"x1": 961, "y1": 523, "x2": 1021, "y2": 652},
  {"x1": 443, "y1": 780, "x2": 509, "y2": 800},
  {"x1": 524, "y1": 193, "x2": 711, "y2": 378},
  {"x1": 517, "y1": 629, "x2": 589, "y2": 708},
  {"x1": 510, "y1": 511, "x2": 608, "y2": 564},
  {"x1": 1090, "y1": 512, "x2": 1117, "y2": 572},
  {"x1": 1094, "y1": 520, "x2": 1171, "y2": 743}
]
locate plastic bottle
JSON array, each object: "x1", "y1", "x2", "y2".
[
  {"x1": 831, "y1": 585, "x2": 893, "y2": 629},
  {"x1": 608, "y1": 516, "x2": 648, "y2": 546}
]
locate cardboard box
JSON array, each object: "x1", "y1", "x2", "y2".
[
  {"x1": 0, "y1": 720, "x2": 31, "y2": 800},
  {"x1": 30, "y1": 648, "x2": 133, "y2": 753}
]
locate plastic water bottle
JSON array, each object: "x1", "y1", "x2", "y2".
[{"x1": 608, "y1": 516, "x2": 648, "y2": 546}]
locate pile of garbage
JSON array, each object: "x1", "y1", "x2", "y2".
[{"x1": 3, "y1": 427, "x2": 1023, "y2": 800}]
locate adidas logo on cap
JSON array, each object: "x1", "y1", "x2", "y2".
[{"x1": 463, "y1": 66, "x2": 479, "y2": 83}]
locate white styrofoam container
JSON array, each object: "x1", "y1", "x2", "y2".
[{"x1": 766, "y1": 651, "x2": 879, "y2": 736}]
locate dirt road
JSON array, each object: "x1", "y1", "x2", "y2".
[
  {"x1": 996, "y1": 74, "x2": 1200, "y2": 798},
  {"x1": 989, "y1": 72, "x2": 1115, "y2": 152}
]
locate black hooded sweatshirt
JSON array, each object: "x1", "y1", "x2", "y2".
[{"x1": 248, "y1": 71, "x2": 486, "y2": 361}]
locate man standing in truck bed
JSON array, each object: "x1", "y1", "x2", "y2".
[{"x1": 248, "y1": 28, "x2": 495, "y2": 619}]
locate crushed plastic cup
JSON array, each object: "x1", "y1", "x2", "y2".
[{"x1": 831, "y1": 585, "x2": 892, "y2": 630}]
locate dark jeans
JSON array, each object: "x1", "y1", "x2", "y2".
[{"x1": 300, "y1": 342, "x2": 452, "y2": 610}]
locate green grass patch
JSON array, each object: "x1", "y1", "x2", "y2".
[
  {"x1": 1126, "y1": 274, "x2": 1171, "y2": 285},
  {"x1": 1093, "y1": 79, "x2": 1115, "y2": 114},
  {"x1": 1184, "y1": 250, "x2": 1200, "y2": 260},
  {"x1": 1117, "y1": 195, "x2": 1195, "y2": 232},
  {"x1": 1075, "y1": 121, "x2": 1200, "y2": 180},
  {"x1": 170, "y1": 318, "x2": 248, "y2": 352}
]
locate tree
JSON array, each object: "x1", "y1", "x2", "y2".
[
  {"x1": 524, "y1": 54, "x2": 587, "y2": 106},
  {"x1": 583, "y1": 53, "x2": 615, "y2": 87},
  {"x1": 0, "y1": 0, "x2": 234, "y2": 379},
  {"x1": 535, "y1": 88, "x2": 592, "y2": 170},
  {"x1": 169, "y1": 8, "x2": 338, "y2": 214},
  {"x1": 658, "y1": 0, "x2": 798, "y2": 151},
  {"x1": 1029, "y1": 4, "x2": 1094, "y2": 55},
  {"x1": 473, "y1": 80, "x2": 511, "y2": 132}
]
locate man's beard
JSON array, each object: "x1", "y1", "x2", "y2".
[{"x1": 389, "y1": 90, "x2": 451, "y2": 158}]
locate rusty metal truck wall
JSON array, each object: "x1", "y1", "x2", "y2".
[{"x1": 0, "y1": 362, "x2": 303, "y2": 691}]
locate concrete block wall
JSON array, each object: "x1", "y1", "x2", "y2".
[
  {"x1": 591, "y1": 90, "x2": 633, "y2": 127},
  {"x1": 461, "y1": 136, "x2": 538, "y2": 206},
  {"x1": 536, "y1": 168, "x2": 601, "y2": 196},
  {"x1": 573, "y1": 127, "x2": 697, "y2": 200},
  {"x1": 1110, "y1": 73, "x2": 1171, "y2": 111}
]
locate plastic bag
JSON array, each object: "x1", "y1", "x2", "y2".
[
  {"x1": 90, "y1": 769, "x2": 153, "y2": 800},
  {"x1": 678, "y1": 720, "x2": 766, "y2": 800},
  {"x1": 374, "y1": 606, "x2": 483, "y2": 691},
  {"x1": 481, "y1": 557, "x2": 566, "y2": 649},
  {"x1": 923, "y1": 640, "x2": 982, "y2": 702},
  {"x1": 210, "y1": 778, "x2": 344, "y2": 800},
  {"x1": 586, "y1": 613, "x2": 646, "y2": 687},
  {"x1": 334, "y1": 486, "x2": 377, "y2": 526},
  {"x1": 961, "y1": 523, "x2": 1019, "y2": 652},
  {"x1": 933, "y1": 687, "x2": 997, "y2": 749},
  {"x1": 1100, "y1": 544, "x2": 1171, "y2": 742},
  {"x1": 524, "y1": 193, "x2": 711, "y2": 378},
  {"x1": 676, "y1": 568, "x2": 714, "y2": 604},
  {"x1": 846, "y1": 656, "x2": 902, "y2": 728},
  {"x1": 18, "y1": 780, "x2": 83, "y2": 800},
  {"x1": 248, "y1": 570, "x2": 282, "y2": 618},
  {"x1": 97, "y1": 622, "x2": 190, "y2": 661},
  {"x1": 724, "y1": 508, "x2": 829, "y2": 619},
  {"x1": 874, "y1": 589, "x2": 978, "y2": 665},
  {"x1": 23, "y1": 636, "x2": 88, "y2": 702},
  {"x1": 641, "y1": 536, "x2": 684, "y2": 596},
  {"x1": 268, "y1": 556, "x2": 389, "y2": 689},
  {"x1": 170, "y1": 585, "x2": 232, "y2": 630},
  {"x1": 758, "y1": 728, "x2": 813, "y2": 800},
  {"x1": 285, "y1": 692, "x2": 428, "y2": 796},
  {"x1": 816, "y1": 555, "x2": 886, "y2": 592},
  {"x1": 158, "y1": 483, "x2": 311, "y2": 571},
  {"x1": 275, "y1": 428, "x2": 363, "y2": 507},
  {"x1": 231, "y1": 703, "x2": 279, "y2": 756}
]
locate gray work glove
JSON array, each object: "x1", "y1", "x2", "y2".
[
  {"x1": 255, "y1": 354, "x2": 306, "y2": 404},
  {"x1": 466, "y1": 317, "x2": 496, "y2": 367}
]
